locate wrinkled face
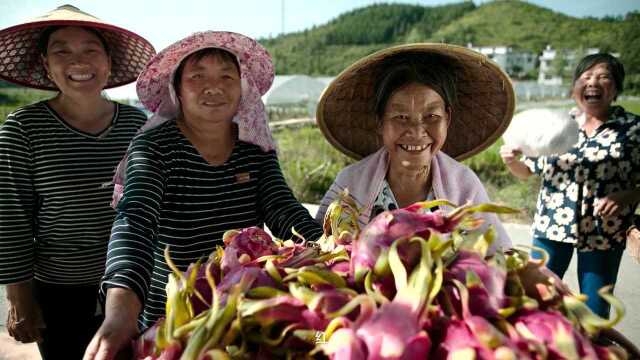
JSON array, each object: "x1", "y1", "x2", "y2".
[
  {"x1": 177, "y1": 54, "x2": 242, "y2": 126},
  {"x1": 380, "y1": 82, "x2": 450, "y2": 172},
  {"x1": 42, "y1": 26, "x2": 111, "y2": 96},
  {"x1": 572, "y1": 62, "x2": 617, "y2": 115}
]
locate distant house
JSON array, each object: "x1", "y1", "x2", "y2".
[
  {"x1": 537, "y1": 45, "x2": 619, "y2": 85},
  {"x1": 467, "y1": 44, "x2": 536, "y2": 78}
]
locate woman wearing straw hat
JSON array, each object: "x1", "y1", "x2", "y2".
[
  {"x1": 315, "y1": 44, "x2": 514, "y2": 252},
  {"x1": 84, "y1": 31, "x2": 323, "y2": 359},
  {"x1": 0, "y1": 5, "x2": 155, "y2": 359}
]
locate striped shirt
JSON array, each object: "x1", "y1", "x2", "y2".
[
  {"x1": 101, "y1": 119, "x2": 322, "y2": 329},
  {"x1": 0, "y1": 101, "x2": 147, "y2": 285}
]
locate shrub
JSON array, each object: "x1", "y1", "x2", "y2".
[{"x1": 273, "y1": 125, "x2": 353, "y2": 204}]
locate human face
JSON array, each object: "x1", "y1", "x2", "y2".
[
  {"x1": 380, "y1": 82, "x2": 450, "y2": 172},
  {"x1": 572, "y1": 62, "x2": 617, "y2": 116},
  {"x1": 177, "y1": 54, "x2": 242, "y2": 127},
  {"x1": 42, "y1": 26, "x2": 111, "y2": 97}
]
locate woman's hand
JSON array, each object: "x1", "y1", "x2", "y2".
[
  {"x1": 6, "y1": 281, "x2": 45, "y2": 343},
  {"x1": 83, "y1": 288, "x2": 141, "y2": 360},
  {"x1": 499, "y1": 145, "x2": 532, "y2": 180},
  {"x1": 499, "y1": 144, "x2": 523, "y2": 164},
  {"x1": 595, "y1": 189, "x2": 640, "y2": 217}
]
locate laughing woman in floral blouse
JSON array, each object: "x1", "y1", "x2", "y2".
[{"x1": 500, "y1": 53, "x2": 640, "y2": 318}]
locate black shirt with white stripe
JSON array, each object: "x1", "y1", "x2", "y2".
[
  {"x1": 0, "y1": 101, "x2": 147, "y2": 285},
  {"x1": 101, "y1": 119, "x2": 322, "y2": 329}
]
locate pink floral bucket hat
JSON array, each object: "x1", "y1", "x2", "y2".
[
  {"x1": 111, "y1": 31, "x2": 276, "y2": 207},
  {"x1": 0, "y1": 4, "x2": 155, "y2": 90}
]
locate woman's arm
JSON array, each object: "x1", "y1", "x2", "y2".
[
  {"x1": 500, "y1": 145, "x2": 533, "y2": 180},
  {"x1": 0, "y1": 114, "x2": 44, "y2": 342},
  {"x1": 5, "y1": 281, "x2": 44, "y2": 343},
  {"x1": 101, "y1": 136, "x2": 164, "y2": 304},
  {"x1": 83, "y1": 287, "x2": 141, "y2": 360},
  {"x1": 258, "y1": 152, "x2": 323, "y2": 242},
  {"x1": 85, "y1": 136, "x2": 165, "y2": 359}
]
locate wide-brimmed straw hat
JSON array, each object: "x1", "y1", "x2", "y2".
[
  {"x1": 0, "y1": 4, "x2": 155, "y2": 90},
  {"x1": 316, "y1": 43, "x2": 515, "y2": 161}
]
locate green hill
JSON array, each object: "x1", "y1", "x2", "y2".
[{"x1": 260, "y1": 0, "x2": 637, "y2": 81}]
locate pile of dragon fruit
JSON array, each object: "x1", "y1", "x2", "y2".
[{"x1": 135, "y1": 193, "x2": 630, "y2": 359}]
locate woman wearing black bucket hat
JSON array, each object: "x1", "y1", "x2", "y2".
[{"x1": 0, "y1": 5, "x2": 154, "y2": 358}]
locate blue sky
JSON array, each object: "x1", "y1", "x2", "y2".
[
  {"x1": 2, "y1": 0, "x2": 639, "y2": 50},
  {"x1": 2, "y1": 0, "x2": 638, "y2": 99}
]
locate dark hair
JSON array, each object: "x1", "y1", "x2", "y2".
[
  {"x1": 572, "y1": 53, "x2": 625, "y2": 99},
  {"x1": 374, "y1": 53, "x2": 457, "y2": 122},
  {"x1": 173, "y1": 48, "x2": 240, "y2": 95},
  {"x1": 37, "y1": 26, "x2": 111, "y2": 56}
]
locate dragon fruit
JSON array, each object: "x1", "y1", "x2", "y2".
[
  {"x1": 443, "y1": 250, "x2": 507, "y2": 318},
  {"x1": 510, "y1": 309, "x2": 600, "y2": 359},
  {"x1": 434, "y1": 279, "x2": 530, "y2": 360},
  {"x1": 133, "y1": 195, "x2": 632, "y2": 359}
]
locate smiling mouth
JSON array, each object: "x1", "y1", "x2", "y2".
[
  {"x1": 399, "y1": 144, "x2": 429, "y2": 152},
  {"x1": 202, "y1": 101, "x2": 226, "y2": 107},
  {"x1": 583, "y1": 91, "x2": 603, "y2": 103},
  {"x1": 68, "y1": 73, "x2": 95, "y2": 81}
]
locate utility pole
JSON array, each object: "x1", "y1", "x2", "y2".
[{"x1": 281, "y1": 0, "x2": 285, "y2": 35}]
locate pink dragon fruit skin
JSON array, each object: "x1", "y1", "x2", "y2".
[
  {"x1": 134, "y1": 320, "x2": 161, "y2": 359},
  {"x1": 444, "y1": 250, "x2": 507, "y2": 318},
  {"x1": 433, "y1": 316, "x2": 534, "y2": 360},
  {"x1": 351, "y1": 209, "x2": 454, "y2": 280},
  {"x1": 354, "y1": 301, "x2": 431, "y2": 360},
  {"x1": 223, "y1": 227, "x2": 278, "y2": 260},
  {"x1": 325, "y1": 328, "x2": 369, "y2": 360},
  {"x1": 510, "y1": 309, "x2": 600, "y2": 359},
  {"x1": 156, "y1": 343, "x2": 183, "y2": 360}
]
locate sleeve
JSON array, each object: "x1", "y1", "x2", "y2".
[
  {"x1": 464, "y1": 168, "x2": 513, "y2": 253},
  {"x1": 100, "y1": 135, "x2": 165, "y2": 304},
  {"x1": 0, "y1": 114, "x2": 36, "y2": 284},
  {"x1": 522, "y1": 155, "x2": 547, "y2": 176},
  {"x1": 315, "y1": 179, "x2": 345, "y2": 225},
  {"x1": 258, "y1": 151, "x2": 323, "y2": 242},
  {"x1": 627, "y1": 115, "x2": 640, "y2": 187}
]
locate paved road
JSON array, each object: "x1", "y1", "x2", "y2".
[{"x1": 0, "y1": 223, "x2": 638, "y2": 359}]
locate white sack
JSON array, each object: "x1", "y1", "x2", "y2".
[{"x1": 503, "y1": 108, "x2": 579, "y2": 157}]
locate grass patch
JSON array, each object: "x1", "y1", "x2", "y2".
[
  {"x1": 1, "y1": 88, "x2": 54, "y2": 122},
  {"x1": 273, "y1": 125, "x2": 353, "y2": 204},
  {"x1": 617, "y1": 98, "x2": 640, "y2": 114}
]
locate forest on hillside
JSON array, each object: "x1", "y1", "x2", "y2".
[{"x1": 259, "y1": 0, "x2": 640, "y2": 93}]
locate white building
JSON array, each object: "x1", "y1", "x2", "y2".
[
  {"x1": 537, "y1": 45, "x2": 617, "y2": 85},
  {"x1": 467, "y1": 44, "x2": 537, "y2": 78}
]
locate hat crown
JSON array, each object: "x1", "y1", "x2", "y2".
[
  {"x1": 56, "y1": 4, "x2": 82, "y2": 11},
  {"x1": 35, "y1": 4, "x2": 100, "y2": 22}
]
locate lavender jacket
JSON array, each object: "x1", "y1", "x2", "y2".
[{"x1": 316, "y1": 148, "x2": 512, "y2": 252}]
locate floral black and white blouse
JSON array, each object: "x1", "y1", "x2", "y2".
[{"x1": 524, "y1": 106, "x2": 640, "y2": 251}]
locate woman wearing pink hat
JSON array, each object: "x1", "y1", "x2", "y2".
[
  {"x1": 84, "y1": 31, "x2": 322, "y2": 359},
  {"x1": 0, "y1": 5, "x2": 155, "y2": 359}
]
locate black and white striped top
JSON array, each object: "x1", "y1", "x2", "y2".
[
  {"x1": 101, "y1": 119, "x2": 322, "y2": 329},
  {"x1": 0, "y1": 101, "x2": 147, "y2": 285}
]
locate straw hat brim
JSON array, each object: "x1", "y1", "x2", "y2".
[
  {"x1": 316, "y1": 43, "x2": 515, "y2": 161},
  {"x1": 0, "y1": 5, "x2": 155, "y2": 90}
]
